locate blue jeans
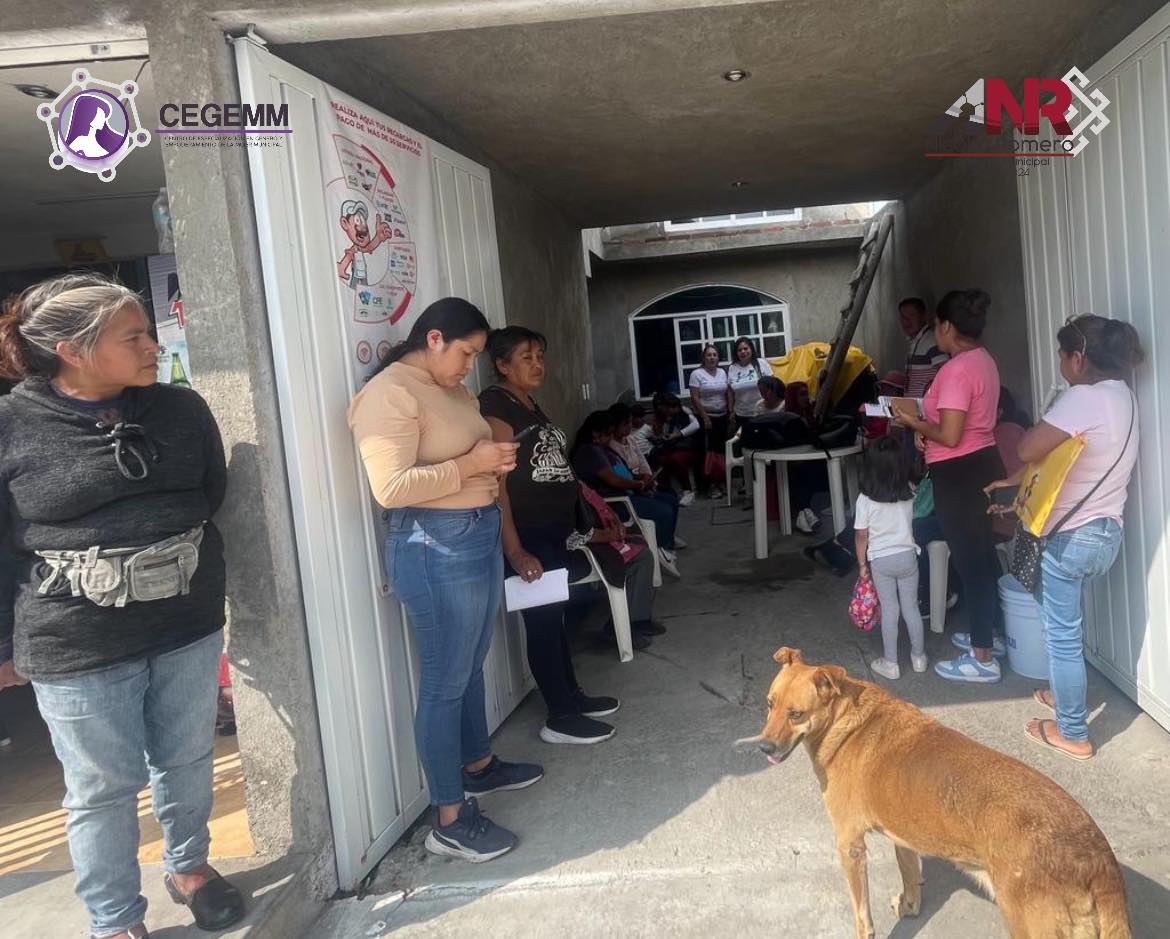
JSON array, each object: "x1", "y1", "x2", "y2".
[
  {"x1": 385, "y1": 504, "x2": 501, "y2": 806},
  {"x1": 1040, "y1": 518, "x2": 1123, "y2": 742},
  {"x1": 32, "y1": 629, "x2": 223, "y2": 937},
  {"x1": 626, "y1": 492, "x2": 678, "y2": 549}
]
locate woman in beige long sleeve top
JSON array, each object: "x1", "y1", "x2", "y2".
[{"x1": 348, "y1": 297, "x2": 541, "y2": 863}]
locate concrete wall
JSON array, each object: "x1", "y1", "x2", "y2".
[
  {"x1": 587, "y1": 240, "x2": 900, "y2": 404},
  {"x1": 143, "y1": 10, "x2": 336, "y2": 898},
  {"x1": 279, "y1": 40, "x2": 594, "y2": 434},
  {"x1": 854, "y1": 201, "x2": 915, "y2": 383},
  {"x1": 900, "y1": 159, "x2": 1033, "y2": 413}
]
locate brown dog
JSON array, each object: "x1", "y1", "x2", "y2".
[{"x1": 743, "y1": 647, "x2": 1131, "y2": 939}]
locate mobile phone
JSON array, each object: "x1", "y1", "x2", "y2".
[
  {"x1": 511, "y1": 424, "x2": 538, "y2": 444},
  {"x1": 990, "y1": 485, "x2": 1019, "y2": 506}
]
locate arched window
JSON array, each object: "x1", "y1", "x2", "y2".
[{"x1": 627, "y1": 284, "x2": 791, "y2": 398}]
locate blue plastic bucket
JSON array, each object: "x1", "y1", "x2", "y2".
[{"x1": 998, "y1": 574, "x2": 1049, "y2": 680}]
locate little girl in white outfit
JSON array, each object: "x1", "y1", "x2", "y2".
[{"x1": 854, "y1": 436, "x2": 927, "y2": 679}]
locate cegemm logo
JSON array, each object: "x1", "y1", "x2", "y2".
[{"x1": 36, "y1": 68, "x2": 151, "y2": 181}]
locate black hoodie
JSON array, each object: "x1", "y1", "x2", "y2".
[{"x1": 0, "y1": 377, "x2": 227, "y2": 678}]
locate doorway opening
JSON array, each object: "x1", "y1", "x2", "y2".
[{"x1": 627, "y1": 284, "x2": 790, "y2": 398}]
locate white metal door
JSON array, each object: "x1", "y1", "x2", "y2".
[
  {"x1": 673, "y1": 315, "x2": 707, "y2": 392},
  {"x1": 1015, "y1": 5, "x2": 1170, "y2": 730},
  {"x1": 234, "y1": 39, "x2": 529, "y2": 888},
  {"x1": 430, "y1": 142, "x2": 532, "y2": 729}
]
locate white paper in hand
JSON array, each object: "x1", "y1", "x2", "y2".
[{"x1": 503, "y1": 568, "x2": 570, "y2": 612}]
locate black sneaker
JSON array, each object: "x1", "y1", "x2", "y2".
[
  {"x1": 633, "y1": 619, "x2": 667, "y2": 636},
  {"x1": 462, "y1": 755, "x2": 544, "y2": 797},
  {"x1": 574, "y1": 689, "x2": 620, "y2": 717},
  {"x1": 424, "y1": 798, "x2": 517, "y2": 863},
  {"x1": 539, "y1": 713, "x2": 615, "y2": 745}
]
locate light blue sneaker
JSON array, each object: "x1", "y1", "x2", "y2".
[
  {"x1": 950, "y1": 632, "x2": 1007, "y2": 658},
  {"x1": 934, "y1": 652, "x2": 1001, "y2": 683}
]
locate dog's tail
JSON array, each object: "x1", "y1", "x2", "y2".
[{"x1": 1093, "y1": 872, "x2": 1132, "y2": 939}]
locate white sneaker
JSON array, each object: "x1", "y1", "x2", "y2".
[
  {"x1": 679, "y1": 491, "x2": 696, "y2": 507},
  {"x1": 795, "y1": 508, "x2": 819, "y2": 534},
  {"x1": 658, "y1": 549, "x2": 681, "y2": 579},
  {"x1": 871, "y1": 657, "x2": 901, "y2": 680},
  {"x1": 672, "y1": 535, "x2": 688, "y2": 549},
  {"x1": 910, "y1": 653, "x2": 929, "y2": 673},
  {"x1": 660, "y1": 547, "x2": 678, "y2": 562},
  {"x1": 709, "y1": 487, "x2": 724, "y2": 500}
]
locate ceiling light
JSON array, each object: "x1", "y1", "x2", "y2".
[
  {"x1": 15, "y1": 83, "x2": 58, "y2": 100},
  {"x1": 731, "y1": 181, "x2": 748, "y2": 189},
  {"x1": 723, "y1": 69, "x2": 750, "y2": 82}
]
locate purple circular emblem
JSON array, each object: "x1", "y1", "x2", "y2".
[{"x1": 57, "y1": 90, "x2": 129, "y2": 163}]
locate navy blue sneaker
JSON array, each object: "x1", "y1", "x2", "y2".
[
  {"x1": 462, "y1": 755, "x2": 544, "y2": 798},
  {"x1": 424, "y1": 798, "x2": 517, "y2": 862}
]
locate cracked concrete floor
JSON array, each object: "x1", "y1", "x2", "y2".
[{"x1": 316, "y1": 501, "x2": 1170, "y2": 938}]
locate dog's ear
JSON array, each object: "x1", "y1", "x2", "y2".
[
  {"x1": 813, "y1": 665, "x2": 848, "y2": 701},
  {"x1": 773, "y1": 646, "x2": 804, "y2": 667}
]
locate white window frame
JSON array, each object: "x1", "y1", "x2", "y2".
[
  {"x1": 627, "y1": 295, "x2": 792, "y2": 400},
  {"x1": 663, "y1": 209, "x2": 802, "y2": 232}
]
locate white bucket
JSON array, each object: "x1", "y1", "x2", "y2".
[{"x1": 999, "y1": 574, "x2": 1049, "y2": 681}]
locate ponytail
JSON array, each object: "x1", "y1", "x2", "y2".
[
  {"x1": 0, "y1": 273, "x2": 142, "y2": 381},
  {"x1": 1057, "y1": 314, "x2": 1144, "y2": 378},
  {"x1": 370, "y1": 296, "x2": 491, "y2": 377}
]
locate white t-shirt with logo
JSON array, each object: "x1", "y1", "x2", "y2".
[
  {"x1": 688, "y1": 367, "x2": 729, "y2": 416},
  {"x1": 727, "y1": 358, "x2": 773, "y2": 417},
  {"x1": 854, "y1": 494, "x2": 918, "y2": 560},
  {"x1": 1040, "y1": 380, "x2": 1138, "y2": 535}
]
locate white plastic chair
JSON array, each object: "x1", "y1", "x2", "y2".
[
  {"x1": 604, "y1": 495, "x2": 663, "y2": 587},
  {"x1": 724, "y1": 436, "x2": 745, "y2": 506},
  {"x1": 927, "y1": 540, "x2": 950, "y2": 633},
  {"x1": 569, "y1": 547, "x2": 635, "y2": 663}
]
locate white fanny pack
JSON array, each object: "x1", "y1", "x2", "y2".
[{"x1": 35, "y1": 524, "x2": 204, "y2": 608}]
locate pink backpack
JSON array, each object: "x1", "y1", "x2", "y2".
[{"x1": 848, "y1": 573, "x2": 881, "y2": 632}]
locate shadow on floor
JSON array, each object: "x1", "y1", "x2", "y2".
[{"x1": 317, "y1": 501, "x2": 1165, "y2": 938}]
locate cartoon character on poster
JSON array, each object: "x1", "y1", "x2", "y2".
[
  {"x1": 326, "y1": 134, "x2": 420, "y2": 336},
  {"x1": 337, "y1": 199, "x2": 392, "y2": 288}
]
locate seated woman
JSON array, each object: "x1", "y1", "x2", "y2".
[
  {"x1": 784, "y1": 380, "x2": 814, "y2": 423},
  {"x1": 571, "y1": 410, "x2": 681, "y2": 578},
  {"x1": 648, "y1": 391, "x2": 700, "y2": 505},
  {"x1": 754, "y1": 375, "x2": 786, "y2": 415},
  {"x1": 608, "y1": 402, "x2": 686, "y2": 551},
  {"x1": 479, "y1": 328, "x2": 660, "y2": 743}
]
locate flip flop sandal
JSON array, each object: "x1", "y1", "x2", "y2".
[
  {"x1": 1032, "y1": 689, "x2": 1055, "y2": 713},
  {"x1": 1024, "y1": 718, "x2": 1093, "y2": 762}
]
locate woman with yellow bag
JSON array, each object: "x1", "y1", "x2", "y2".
[{"x1": 986, "y1": 315, "x2": 1142, "y2": 761}]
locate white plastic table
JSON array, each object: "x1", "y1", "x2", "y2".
[{"x1": 749, "y1": 442, "x2": 863, "y2": 559}]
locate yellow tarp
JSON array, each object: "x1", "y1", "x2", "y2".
[{"x1": 767, "y1": 342, "x2": 873, "y2": 405}]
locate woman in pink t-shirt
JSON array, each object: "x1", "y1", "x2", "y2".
[
  {"x1": 986, "y1": 315, "x2": 1143, "y2": 760},
  {"x1": 893, "y1": 289, "x2": 1005, "y2": 683}
]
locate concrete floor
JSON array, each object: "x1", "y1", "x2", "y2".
[{"x1": 317, "y1": 499, "x2": 1170, "y2": 939}]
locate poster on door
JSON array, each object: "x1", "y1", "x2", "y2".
[{"x1": 322, "y1": 89, "x2": 440, "y2": 389}]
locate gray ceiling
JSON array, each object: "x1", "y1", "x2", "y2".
[
  {"x1": 0, "y1": 58, "x2": 164, "y2": 243},
  {"x1": 279, "y1": 0, "x2": 1161, "y2": 226}
]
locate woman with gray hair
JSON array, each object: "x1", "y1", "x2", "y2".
[{"x1": 0, "y1": 274, "x2": 244, "y2": 939}]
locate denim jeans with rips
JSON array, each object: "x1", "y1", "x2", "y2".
[{"x1": 33, "y1": 629, "x2": 223, "y2": 937}]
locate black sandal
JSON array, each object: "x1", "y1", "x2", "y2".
[{"x1": 164, "y1": 870, "x2": 246, "y2": 932}]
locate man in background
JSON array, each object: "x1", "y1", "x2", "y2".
[{"x1": 898, "y1": 296, "x2": 949, "y2": 397}]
